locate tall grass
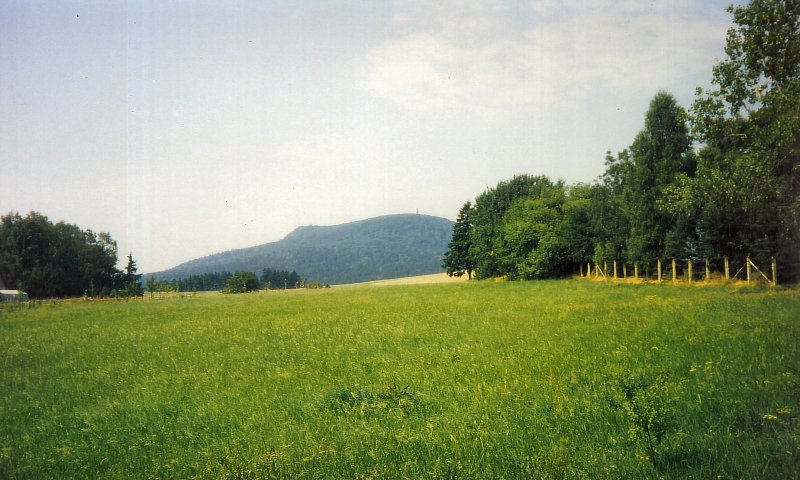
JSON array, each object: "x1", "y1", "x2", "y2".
[{"x1": 1, "y1": 281, "x2": 798, "y2": 478}]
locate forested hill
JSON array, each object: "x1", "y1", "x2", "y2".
[{"x1": 151, "y1": 214, "x2": 454, "y2": 285}]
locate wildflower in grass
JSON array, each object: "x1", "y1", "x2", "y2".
[
  {"x1": 762, "y1": 413, "x2": 778, "y2": 420},
  {"x1": 607, "y1": 373, "x2": 678, "y2": 472}
]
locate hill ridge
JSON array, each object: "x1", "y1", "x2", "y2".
[{"x1": 152, "y1": 214, "x2": 454, "y2": 285}]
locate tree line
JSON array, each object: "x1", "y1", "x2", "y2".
[
  {"x1": 147, "y1": 268, "x2": 313, "y2": 294},
  {"x1": 444, "y1": 0, "x2": 799, "y2": 283},
  {"x1": 0, "y1": 212, "x2": 143, "y2": 298}
]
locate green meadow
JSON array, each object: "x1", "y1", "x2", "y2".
[{"x1": 1, "y1": 280, "x2": 798, "y2": 479}]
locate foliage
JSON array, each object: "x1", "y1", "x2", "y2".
[
  {"x1": 625, "y1": 91, "x2": 695, "y2": 265},
  {"x1": 444, "y1": 0, "x2": 798, "y2": 282},
  {"x1": 495, "y1": 185, "x2": 567, "y2": 279},
  {"x1": 260, "y1": 268, "x2": 302, "y2": 290},
  {"x1": 306, "y1": 280, "x2": 330, "y2": 289},
  {"x1": 119, "y1": 253, "x2": 143, "y2": 297},
  {"x1": 0, "y1": 211, "x2": 122, "y2": 298},
  {"x1": 468, "y1": 175, "x2": 564, "y2": 279},
  {"x1": 173, "y1": 272, "x2": 232, "y2": 292},
  {"x1": 1, "y1": 281, "x2": 797, "y2": 478},
  {"x1": 607, "y1": 373, "x2": 678, "y2": 472},
  {"x1": 322, "y1": 384, "x2": 424, "y2": 417},
  {"x1": 145, "y1": 275, "x2": 177, "y2": 295},
  {"x1": 442, "y1": 202, "x2": 475, "y2": 279},
  {"x1": 223, "y1": 271, "x2": 260, "y2": 293},
  {"x1": 686, "y1": 0, "x2": 800, "y2": 280},
  {"x1": 444, "y1": 95, "x2": 695, "y2": 280}
]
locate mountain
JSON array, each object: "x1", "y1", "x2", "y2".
[{"x1": 152, "y1": 214, "x2": 455, "y2": 285}]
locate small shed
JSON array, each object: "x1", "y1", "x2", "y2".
[
  {"x1": 0, "y1": 289, "x2": 29, "y2": 302},
  {"x1": 0, "y1": 273, "x2": 28, "y2": 301}
]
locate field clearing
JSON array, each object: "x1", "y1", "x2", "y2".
[
  {"x1": 1, "y1": 280, "x2": 799, "y2": 478},
  {"x1": 338, "y1": 272, "x2": 470, "y2": 287}
]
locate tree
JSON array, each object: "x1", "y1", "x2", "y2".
[
  {"x1": 442, "y1": 202, "x2": 476, "y2": 279},
  {"x1": 173, "y1": 272, "x2": 232, "y2": 292},
  {"x1": 81, "y1": 230, "x2": 119, "y2": 296},
  {"x1": 261, "y1": 268, "x2": 302, "y2": 289},
  {"x1": 442, "y1": 1, "x2": 799, "y2": 282},
  {"x1": 686, "y1": 0, "x2": 800, "y2": 280},
  {"x1": 593, "y1": 152, "x2": 632, "y2": 265},
  {"x1": 145, "y1": 276, "x2": 157, "y2": 298},
  {"x1": 469, "y1": 175, "x2": 562, "y2": 279},
  {"x1": 120, "y1": 253, "x2": 143, "y2": 297},
  {"x1": 495, "y1": 186, "x2": 567, "y2": 279},
  {"x1": 223, "y1": 271, "x2": 260, "y2": 293},
  {"x1": 624, "y1": 91, "x2": 694, "y2": 268},
  {"x1": 0, "y1": 212, "x2": 122, "y2": 298},
  {"x1": 560, "y1": 184, "x2": 599, "y2": 266}
]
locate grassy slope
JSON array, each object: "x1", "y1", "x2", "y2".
[{"x1": 1, "y1": 281, "x2": 798, "y2": 479}]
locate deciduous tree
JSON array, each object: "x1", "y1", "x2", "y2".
[{"x1": 686, "y1": 0, "x2": 800, "y2": 279}]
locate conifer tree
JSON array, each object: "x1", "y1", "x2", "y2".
[{"x1": 443, "y1": 202, "x2": 475, "y2": 279}]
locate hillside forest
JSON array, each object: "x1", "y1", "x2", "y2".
[{"x1": 443, "y1": 1, "x2": 799, "y2": 283}]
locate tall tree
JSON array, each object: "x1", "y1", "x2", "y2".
[
  {"x1": 443, "y1": 202, "x2": 476, "y2": 279},
  {"x1": 683, "y1": 0, "x2": 800, "y2": 280},
  {"x1": 624, "y1": 91, "x2": 694, "y2": 268},
  {"x1": 121, "y1": 253, "x2": 143, "y2": 297}
]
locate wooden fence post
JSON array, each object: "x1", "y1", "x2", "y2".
[
  {"x1": 746, "y1": 256, "x2": 752, "y2": 286},
  {"x1": 688, "y1": 260, "x2": 693, "y2": 284},
  {"x1": 657, "y1": 259, "x2": 662, "y2": 282},
  {"x1": 672, "y1": 259, "x2": 677, "y2": 283},
  {"x1": 724, "y1": 257, "x2": 730, "y2": 282},
  {"x1": 772, "y1": 258, "x2": 777, "y2": 286}
]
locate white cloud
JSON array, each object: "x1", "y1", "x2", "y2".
[{"x1": 365, "y1": 1, "x2": 728, "y2": 118}]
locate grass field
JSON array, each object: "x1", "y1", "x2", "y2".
[{"x1": 1, "y1": 280, "x2": 799, "y2": 479}]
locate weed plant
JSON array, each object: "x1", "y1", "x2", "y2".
[{"x1": 1, "y1": 281, "x2": 798, "y2": 478}]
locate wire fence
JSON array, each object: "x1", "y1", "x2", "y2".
[{"x1": 579, "y1": 256, "x2": 778, "y2": 286}]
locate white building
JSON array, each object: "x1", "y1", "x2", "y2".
[{"x1": 0, "y1": 273, "x2": 29, "y2": 302}]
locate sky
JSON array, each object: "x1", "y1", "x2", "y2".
[{"x1": 1, "y1": 0, "x2": 739, "y2": 273}]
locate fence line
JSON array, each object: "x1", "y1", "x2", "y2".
[{"x1": 579, "y1": 256, "x2": 777, "y2": 286}]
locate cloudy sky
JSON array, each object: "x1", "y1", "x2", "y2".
[{"x1": 1, "y1": 0, "x2": 738, "y2": 273}]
